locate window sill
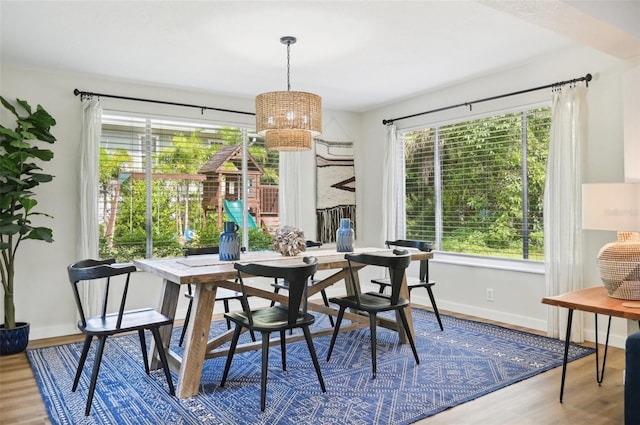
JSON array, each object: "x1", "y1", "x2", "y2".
[{"x1": 431, "y1": 251, "x2": 545, "y2": 274}]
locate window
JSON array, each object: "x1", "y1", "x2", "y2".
[
  {"x1": 403, "y1": 107, "x2": 550, "y2": 260},
  {"x1": 99, "y1": 112, "x2": 278, "y2": 261}
]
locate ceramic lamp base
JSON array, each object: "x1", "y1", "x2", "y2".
[{"x1": 597, "y1": 232, "x2": 640, "y2": 299}]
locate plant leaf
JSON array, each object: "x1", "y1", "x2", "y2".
[{"x1": 23, "y1": 227, "x2": 53, "y2": 242}]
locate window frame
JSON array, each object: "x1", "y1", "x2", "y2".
[{"x1": 98, "y1": 110, "x2": 276, "y2": 260}]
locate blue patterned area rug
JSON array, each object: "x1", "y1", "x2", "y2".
[{"x1": 27, "y1": 308, "x2": 593, "y2": 424}]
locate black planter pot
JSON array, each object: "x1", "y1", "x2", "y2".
[{"x1": 0, "y1": 322, "x2": 30, "y2": 355}]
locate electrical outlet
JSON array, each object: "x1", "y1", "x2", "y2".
[{"x1": 486, "y1": 288, "x2": 494, "y2": 302}]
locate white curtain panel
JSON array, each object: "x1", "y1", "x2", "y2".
[
  {"x1": 396, "y1": 132, "x2": 407, "y2": 239},
  {"x1": 278, "y1": 151, "x2": 301, "y2": 228},
  {"x1": 383, "y1": 124, "x2": 398, "y2": 243},
  {"x1": 79, "y1": 97, "x2": 102, "y2": 316},
  {"x1": 544, "y1": 86, "x2": 587, "y2": 341}
]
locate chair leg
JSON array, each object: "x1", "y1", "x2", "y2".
[
  {"x1": 397, "y1": 308, "x2": 420, "y2": 365},
  {"x1": 260, "y1": 331, "x2": 270, "y2": 411},
  {"x1": 280, "y1": 330, "x2": 287, "y2": 371},
  {"x1": 320, "y1": 290, "x2": 335, "y2": 327},
  {"x1": 425, "y1": 286, "x2": 444, "y2": 331},
  {"x1": 179, "y1": 298, "x2": 193, "y2": 347},
  {"x1": 302, "y1": 326, "x2": 326, "y2": 393},
  {"x1": 85, "y1": 336, "x2": 107, "y2": 416},
  {"x1": 220, "y1": 325, "x2": 243, "y2": 388},
  {"x1": 150, "y1": 327, "x2": 175, "y2": 396},
  {"x1": 369, "y1": 313, "x2": 378, "y2": 379},
  {"x1": 138, "y1": 329, "x2": 150, "y2": 375},
  {"x1": 326, "y1": 306, "x2": 346, "y2": 361},
  {"x1": 73, "y1": 335, "x2": 93, "y2": 392}
]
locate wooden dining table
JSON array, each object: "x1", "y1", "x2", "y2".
[{"x1": 134, "y1": 247, "x2": 432, "y2": 398}]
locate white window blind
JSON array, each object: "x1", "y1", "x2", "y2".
[{"x1": 403, "y1": 107, "x2": 550, "y2": 260}]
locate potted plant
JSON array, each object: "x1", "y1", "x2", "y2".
[{"x1": 0, "y1": 96, "x2": 56, "y2": 355}]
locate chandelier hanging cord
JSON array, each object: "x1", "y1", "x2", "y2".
[{"x1": 281, "y1": 36, "x2": 296, "y2": 91}]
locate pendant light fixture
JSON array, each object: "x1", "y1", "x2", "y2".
[{"x1": 255, "y1": 36, "x2": 322, "y2": 151}]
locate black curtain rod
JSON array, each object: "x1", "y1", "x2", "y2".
[
  {"x1": 382, "y1": 73, "x2": 592, "y2": 125},
  {"x1": 73, "y1": 88, "x2": 255, "y2": 117}
]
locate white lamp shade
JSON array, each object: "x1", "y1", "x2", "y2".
[{"x1": 582, "y1": 183, "x2": 640, "y2": 232}]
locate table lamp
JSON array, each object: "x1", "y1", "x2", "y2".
[{"x1": 582, "y1": 183, "x2": 640, "y2": 299}]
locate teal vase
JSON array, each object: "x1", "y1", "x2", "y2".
[
  {"x1": 219, "y1": 222, "x2": 240, "y2": 261},
  {"x1": 336, "y1": 218, "x2": 354, "y2": 252}
]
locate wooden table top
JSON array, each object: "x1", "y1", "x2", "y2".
[
  {"x1": 134, "y1": 247, "x2": 432, "y2": 285},
  {"x1": 542, "y1": 286, "x2": 640, "y2": 321}
]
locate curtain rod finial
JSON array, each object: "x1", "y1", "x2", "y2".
[{"x1": 73, "y1": 89, "x2": 80, "y2": 96}]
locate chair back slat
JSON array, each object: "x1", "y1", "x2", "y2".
[
  {"x1": 346, "y1": 249, "x2": 412, "y2": 304},
  {"x1": 115, "y1": 272, "x2": 133, "y2": 329},
  {"x1": 234, "y1": 269, "x2": 254, "y2": 327},
  {"x1": 346, "y1": 257, "x2": 363, "y2": 306},
  {"x1": 234, "y1": 257, "x2": 318, "y2": 325},
  {"x1": 101, "y1": 276, "x2": 110, "y2": 319}
]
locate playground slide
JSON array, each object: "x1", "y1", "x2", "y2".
[{"x1": 223, "y1": 200, "x2": 258, "y2": 229}]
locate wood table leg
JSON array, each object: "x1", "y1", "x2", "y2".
[{"x1": 176, "y1": 282, "x2": 217, "y2": 398}]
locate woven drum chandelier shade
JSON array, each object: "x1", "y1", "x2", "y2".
[{"x1": 255, "y1": 36, "x2": 321, "y2": 151}]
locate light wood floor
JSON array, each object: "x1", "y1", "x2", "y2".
[{"x1": 0, "y1": 309, "x2": 625, "y2": 425}]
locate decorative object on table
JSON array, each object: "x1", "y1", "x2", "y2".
[
  {"x1": 272, "y1": 226, "x2": 307, "y2": 256},
  {"x1": 582, "y1": 183, "x2": 640, "y2": 299},
  {"x1": 255, "y1": 36, "x2": 321, "y2": 151},
  {"x1": 336, "y1": 218, "x2": 354, "y2": 252},
  {"x1": 316, "y1": 138, "x2": 356, "y2": 243},
  {"x1": 219, "y1": 221, "x2": 241, "y2": 261},
  {"x1": 0, "y1": 97, "x2": 56, "y2": 355},
  {"x1": 27, "y1": 308, "x2": 595, "y2": 424}
]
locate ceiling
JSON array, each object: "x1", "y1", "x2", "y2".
[{"x1": 1, "y1": 1, "x2": 638, "y2": 112}]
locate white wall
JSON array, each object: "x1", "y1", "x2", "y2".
[
  {"x1": 359, "y1": 46, "x2": 636, "y2": 348},
  {"x1": 1, "y1": 44, "x2": 637, "y2": 348}
]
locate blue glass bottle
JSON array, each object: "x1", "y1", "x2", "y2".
[
  {"x1": 219, "y1": 222, "x2": 240, "y2": 261},
  {"x1": 336, "y1": 218, "x2": 354, "y2": 252}
]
